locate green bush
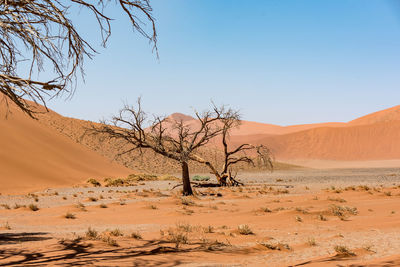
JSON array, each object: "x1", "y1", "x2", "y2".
[{"x1": 192, "y1": 175, "x2": 210, "y2": 181}]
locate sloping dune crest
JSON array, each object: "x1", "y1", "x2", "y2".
[
  {"x1": 349, "y1": 105, "x2": 400, "y2": 126},
  {"x1": 242, "y1": 121, "x2": 400, "y2": 160},
  {"x1": 228, "y1": 105, "x2": 400, "y2": 162},
  {"x1": 0, "y1": 100, "x2": 131, "y2": 194}
]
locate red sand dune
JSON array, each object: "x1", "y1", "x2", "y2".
[
  {"x1": 167, "y1": 113, "x2": 347, "y2": 136},
  {"x1": 349, "y1": 105, "x2": 400, "y2": 126},
  {"x1": 231, "y1": 120, "x2": 400, "y2": 161},
  {"x1": 231, "y1": 120, "x2": 346, "y2": 136},
  {"x1": 0, "y1": 101, "x2": 131, "y2": 194},
  {"x1": 172, "y1": 105, "x2": 400, "y2": 162},
  {"x1": 228, "y1": 105, "x2": 400, "y2": 162}
]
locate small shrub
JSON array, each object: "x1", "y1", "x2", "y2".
[
  {"x1": 148, "y1": 204, "x2": 158, "y2": 210},
  {"x1": 76, "y1": 202, "x2": 87, "y2": 211},
  {"x1": 110, "y1": 228, "x2": 123, "y2": 237},
  {"x1": 28, "y1": 204, "x2": 39, "y2": 211},
  {"x1": 295, "y1": 215, "x2": 303, "y2": 222},
  {"x1": 167, "y1": 230, "x2": 188, "y2": 248},
  {"x1": 1, "y1": 204, "x2": 10, "y2": 210},
  {"x1": 363, "y1": 244, "x2": 375, "y2": 253},
  {"x1": 203, "y1": 225, "x2": 214, "y2": 233},
  {"x1": 345, "y1": 186, "x2": 356, "y2": 191},
  {"x1": 3, "y1": 222, "x2": 11, "y2": 230},
  {"x1": 318, "y1": 214, "x2": 328, "y2": 221},
  {"x1": 102, "y1": 236, "x2": 119, "y2": 247},
  {"x1": 384, "y1": 191, "x2": 392, "y2": 196},
  {"x1": 329, "y1": 205, "x2": 358, "y2": 218},
  {"x1": 99, "y1": 203, "x2": 108, "y2": 208},
  {"x1": 181, "y1": 197, "x2": 195, "y2": 206},
  {"x1": 88, "y1": 197, "x2": 98, "y2": 202},
  {"x1": 87, "y1": 178, "x2": 101, "y2": 187},
  {"x1": 64, "y1": 212, "x2": 76, "y2": 219},
  {"x1": 177, "y1": 223, "x2": 192, "y2": 232},
  {"x1": 259, "y1": 207, "x2": 272, "y2": 213},
  {"x1": 104, "y1": 178, "x2": 126, "y2": 187},
  {"x1": 295, "y1": 207, "x2": 309, "y2": 214},
  {"x1": 238, "y1": 224, "x2": 254, "y2": 235},
  {"x1": 327, "y1": 197, "x2": 347, "y2": 203},
  {"x1": 308, "y1": 237, "x2": 317, "y2": 246},
  {"x1": 85, "y1": 227, "x2": 98, "y2": 239},
  {"x1": 259, "y1": 241, "x2": 291, "y2": 251},
  {"x1": 276, "y1": 189, "x2": 289, "y2": 194},
  {"x1": 358, "y1": 185, "x2": 370, "y2": 191},
  {"x1": 131, "y1": 231, "x2": 143, "y2": 240},
  {"x1": 13, "y1": 203, "x2": 23, "y2": 209}
]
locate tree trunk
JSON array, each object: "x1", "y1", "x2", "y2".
[{"x1": 181, "y1": 161, "x2": 193, "y2": 195}]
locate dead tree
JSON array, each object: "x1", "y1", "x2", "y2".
[
  {"x1": 192, "y1": 116, "x2": 274, "y2": 186},
  {"x1": 0, "y1": 0, "x2": 157, "y2": 118},
  {"x1": 92, "y1": 98, "x2": 239, "y2": 196}
]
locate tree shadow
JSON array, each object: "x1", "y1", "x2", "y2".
[
  {"x1": 0, "y1": 235, "x2": 236, "y2": 266},
  {"x1": 0, "y1": 232, "x2": 52, "y2": 245}
]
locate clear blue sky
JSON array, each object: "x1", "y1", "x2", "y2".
[{"x1": 48, "y1": 0, "x2": 400, "y2": 125}]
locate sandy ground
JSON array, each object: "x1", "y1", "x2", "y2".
[{"x1": 1, "y1": 168, "x2": 400, "y2": 266}]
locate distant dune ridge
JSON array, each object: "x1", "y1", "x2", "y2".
[
  {"x1": 1, "y1": 99, "x2": 399, "y2": 193},
  {"x1": 165, "y1": 105, "x2": 400, "y2": 161}
]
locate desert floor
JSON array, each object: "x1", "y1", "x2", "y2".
[{"x1": 1, "y1": 168, "x2": 400, "y2": 266}]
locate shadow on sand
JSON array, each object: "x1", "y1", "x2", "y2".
[{"x1": 0, "y1": 232, "x2": 238, "y2": 266}]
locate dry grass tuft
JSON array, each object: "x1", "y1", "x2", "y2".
[
  {"x1": 87, "y1": 178, "x2": 101, "y2": 187},
  {"x1": 238, "y1": 224, "x2": 254, "y2": 235},
  {"x1": 307, "y1": 237, "x2": 317, "y2": 246},
  {"x1": 295, "y1": 215, "x2": 303, "y2": 222},
  {"x1": 259, "y1": 241, "x2": 291, "y2": 251},
  {"x1": 2, "y1": 221, "x2": 11, "y2": 230},
  {"x1": 76, "y1": 202, "x2": 87, "y2": 211},
  {"x1": 334, "y1": 245, "x2": 356, "y2": 257},
  {"x1": 203, "y1": 225, "x2": 214, "y2": 233},
  {"x1": 327, "y1": 197, "x2": 347, "y2": 203},
  {"x1": 110, "y1": 228, "x2": 123, "y2": 237},
  {"x1": 1, "y1": 204, "x2": 11, "y2": 210},
  {"x1": 101, "y1": 235, "x2": 119, "y2": 247},
  {"x1": 318, "y1": 214, "x2": 328, "y2": 221},
  {"x1": 85, "y1": 227, "x2": 98, "y2": 240},
  {"x1": 180, "y1": 197, "x2": 195, "y2": 206},
  {"x1": 131, "y1": 231, "x2": 143, "y2": 240}
]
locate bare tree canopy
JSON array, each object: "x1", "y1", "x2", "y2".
[
  {"x1": 0, "y1": 0, "x2": 157, "y2": 117},
  {"x1": 93, "y1": 98, "x2": 274, "y2": 195},
  {"x1": 192, "y1": 115, "x2": 273, "y2": 186}
]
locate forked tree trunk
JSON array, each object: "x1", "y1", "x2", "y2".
[{"x1": 181, "y1": 161, "x2": 193, "y2": 195}]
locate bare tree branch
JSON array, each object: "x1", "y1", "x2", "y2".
[{"x1": 0, "y1": 0, "x2": 157, "y2": 118}]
